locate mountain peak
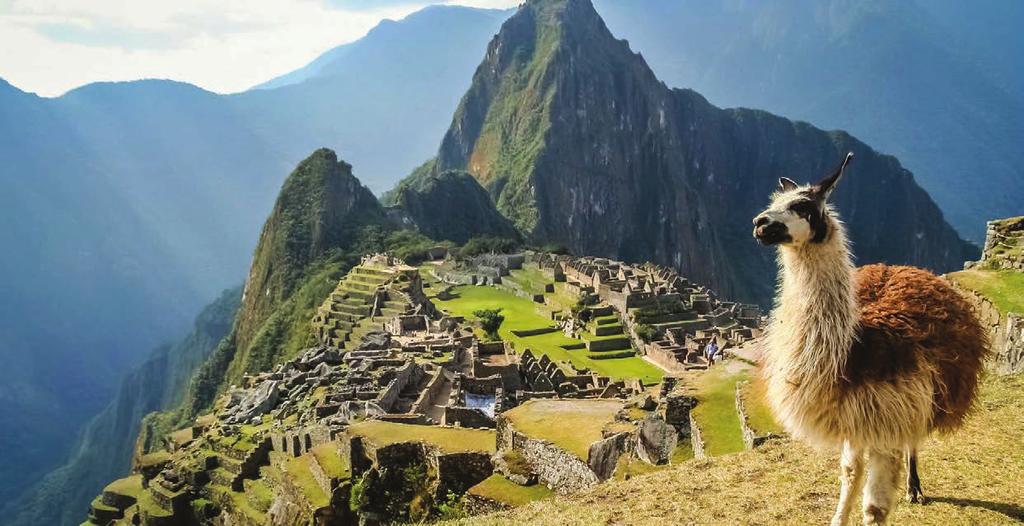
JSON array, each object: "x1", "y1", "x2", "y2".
[
  {"x1": 234, "y1": 148, "x2": 384, "y2": 353},
  {"x1": 433, "y1": 0, "x2": 974, "y2": 303}
]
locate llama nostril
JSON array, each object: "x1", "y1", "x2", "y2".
[{"x1": 754, "y1": 216, "x2": 770, "y2": 227}]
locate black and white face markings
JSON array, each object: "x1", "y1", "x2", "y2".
[{"x1": 788, "y1": 191, "x2": 829, "y2": 244}]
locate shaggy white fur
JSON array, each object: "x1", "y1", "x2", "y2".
[{"x1": 760, "y1": 179, "x2": 932, "y2": 526}]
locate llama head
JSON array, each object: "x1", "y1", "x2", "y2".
[{"x1": 752, "y1": 152, "x2": 854, "y2": 247}]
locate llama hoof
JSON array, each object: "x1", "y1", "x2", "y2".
[
  {"x1": 907, "y1": 491, "x2": 927, "y2": 505},
  {"x1": 907, "y1": 485, "x2": 926, "y2": 504},
  {"x1": 862, "y1": 504, "x2": 888, "y2": 525}
]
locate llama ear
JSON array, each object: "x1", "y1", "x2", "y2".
[
  {"x1": 778, "y1": 177, "x2": 799, "y2": 192},
  {"x1": 813, "y1": 152, "x2": 854, "y2": 200}
]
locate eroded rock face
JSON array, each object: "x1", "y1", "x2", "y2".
[
  {"x1": 436, "y1": 0, "x2": 976, "y2": 304},
  {"x1": 587, "y1": 432, "x2": 631, "y2": 481},
  {"x1": 223, "y1": 380, "x2": 280, "y2": 424},
  {"x1": 635, "y1": 416, "x2": 677, "y2": 465}
]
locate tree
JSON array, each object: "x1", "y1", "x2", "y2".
[
  {"x1": 635, "y1": 323, "x2": 657, "y2": 343},
  {"x1": 473, "y1": 308, "x2": 505, "y2": 340}
]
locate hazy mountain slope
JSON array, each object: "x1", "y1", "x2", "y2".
[
  {"x1": 593, "y1": 0, "x2": 1024, "y2": 241},
  {"x1": 0, "y1": 6, "x2": 508, "y2": 506},
  {"x1": 435, "y1": 0, "x2": 975, "y2": 303},
  {"x1": 0, "y1": 78, "x2": 285, "y2": 509},
  {"x1": 229, "y1": 5, "x2": 512, "y2": 193},
  {"x1": 4, "y1": 287, "x2": 240, "y2": 526}
]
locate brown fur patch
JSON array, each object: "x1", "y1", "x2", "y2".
[{"x1": 851, "y1": 264, "x2": 989, "y2": 434}]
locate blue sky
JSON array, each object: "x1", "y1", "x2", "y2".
[{"x1": 0, "y1": 0, "x2": 517, "y2": 97}]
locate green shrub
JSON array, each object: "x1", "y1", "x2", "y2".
[
  {"x1": 635, "y1": 323, "x2": 657, "y2": 343},
  {"x1": 458, "y1": 236, "x2": 519, "y2": 258},
  {"x1": 473, "y1": 308, "x2": 505, "y2": 340}
]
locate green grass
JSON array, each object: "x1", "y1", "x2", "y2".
[
  {"x1": 285, "y1": 454, "x2": 330, "y2": 508},
  {"x1": 691, "y1": 368, "x2": 746, "y2": 456},
  {"x1": 135, "y1": 489, "x2": 173, "y2": 518},
  {"x1": 348, "y1": 420, "x2": 496, "y2": 453},
  {"x1": 468, "y1": 475, "x2": 554, "y2": 507},
  {"x1": 506, "y1": 265, "x2": 553, "y2": 296},
  {"x1": 311, "y1": 442, "x2": 351, "y2": 479},
  {"x1": 104, "y1": 474, "x2": 144, "y2": 498},
  {"x1": 948, "y1": 269, "x2": 1024, "y2": 315},
  {"x1": 503, "y1": 400, "x2": 621, "y2": 459},
  {"x1": 740, "y1": 376, "x2": 783, "y2": 435},
  {"x1": 435, "y1": 285, "x2": 662, "y2": 384}
]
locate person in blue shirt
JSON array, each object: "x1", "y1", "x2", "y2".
[{"x1": 705, "y1": 340, "x2": 719, "y2": 365}]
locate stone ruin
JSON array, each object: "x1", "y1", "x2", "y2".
[{"x1": 554, "y1": 255, "x2": 763, "y2": 372}]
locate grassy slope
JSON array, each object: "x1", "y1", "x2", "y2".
[
  {"x1": 435, "y1": 285, "x2": 662, "y2": 384},
  {"x1": 502, "y1": 400, "x2": 620, "y2": 459},
  {"x1": 690, "y1": 367, "x2": 747, "y2": 456},
  {"x1": 348, "y1": 421, "x2": 496, "y2": 453},
  {"x1": 447, "y1": 374, "x2": 1024, "y2": 525},
  {"x1": 469, "y1": 475, "x2": 555, "y2": 506},
  {"x1": 948, "y1": 269, "x2": 1024, "y2": 315}
]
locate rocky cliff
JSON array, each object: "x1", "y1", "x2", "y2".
[{"x1": 436, "y1": 0, "x2": 977, "y2": 303}]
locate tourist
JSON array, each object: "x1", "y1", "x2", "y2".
[{"x1": 705, "y1": 340, "x2": 718, "y2": 365}]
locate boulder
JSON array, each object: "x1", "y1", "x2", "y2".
[
  {"x1": 225, "y1": 380, "x2": 280, "y2": 424},
  {"x1": 357, "y1": 331, "x2": 392, "y2": 351},
  {"x1": 588, "y1": 431, "x2": 631, "y2": 481},
  {"x1": 635, "y1": 416, "x2": 677, "y2": 465}
]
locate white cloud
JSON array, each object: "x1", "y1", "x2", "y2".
[{"x1": 0, "y1": 0, "x2": 517, "y2": 97}]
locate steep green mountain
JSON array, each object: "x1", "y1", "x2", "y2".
[
  {"x1": 5, "y1": 287, "x2": 241, "y2": 526},
  {"x1": 188, "y1": 149, "x2": 386, "y2": 418},
  {"x1": 383, "y1": 160, "x2": 520, "y2": 244},
  {"x1": 436, "y1": 0, "x2": 976, "y2": 304},
  {"x1": 593, "y1": 0, "x2": 1024, "y2": 241}
]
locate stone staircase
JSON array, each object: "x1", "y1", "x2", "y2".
[{"x1": 312, "y1": 265, "x2": 397, "y2": 349}]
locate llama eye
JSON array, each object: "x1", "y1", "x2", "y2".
[{"x1": 788, "y1": 201, "x2": 817, "y2": 219}]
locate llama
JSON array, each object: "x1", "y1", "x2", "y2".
[{"x1": 752, "y1": 152, "x2": 987, "y2": 526}]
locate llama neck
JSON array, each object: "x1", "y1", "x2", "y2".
[{"x1": 769, "y1": 220, "x2": 858, "y2": 382}]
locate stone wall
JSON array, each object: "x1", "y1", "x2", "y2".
[
  {"x1": 443, "y1": 406, "x2": 496, "y2": 428},
  {"x1": 495, "y1": 415, "x2": 599, "y2": 494},
  {"x1": 411, "y1": 369, "x2": 450, "y2": 416},
  {"x1": 954, "y1": 283, "x2": 1024, "y2": 374},
  {"x1": 377, "y1": 361, "x2": 421, "y2": 412},
  {"x1": 435, "y1": 452, "x2": 493, "y2": 499},
  {"x1": 689, "y1": 412, "x2": 707, "y2": 460},
  {"x1": 734, "y1": 381, "x2": 782, "y2": 450}
]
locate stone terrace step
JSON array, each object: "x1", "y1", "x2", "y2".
[{"x1": 593, "y1": 324, "x2": 624, "y2": 336}]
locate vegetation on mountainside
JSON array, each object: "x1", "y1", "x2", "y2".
[
  {"x1": 948, "y1": 269, "x2": 1024, "y2": 315},
  {"x1": 449, "y1": 374, "x2": 1024, "y2": 526},
  {"x1": 448, "y1": 3, "x2": 563, "y2": 233},
  {"x1": 434, "y1": 285, "x2": 662, "y2": 384},
  {"x1": 379, "y1": 158, "x2": 437, "y2": 206},
  {"x1": 382, "y1": 161, "x2": 521, "y2": 244},
  {"x1": 457, "y1": 236, "x2": 520, "y2": 258}
]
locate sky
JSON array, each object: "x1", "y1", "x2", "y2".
[{"x1": 0, "y1": 0, "x2": 518, "y2": 97}]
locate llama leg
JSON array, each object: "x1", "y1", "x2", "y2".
[
  {"x1": 862, "y1": 448, "x2": 903, "y2": 525},
  {"x1": 906, "y1": 449, "x2": 925, "y2": 504},
  {"x1": 831, "y1": 441, "x2": 864, "y2": 526}
]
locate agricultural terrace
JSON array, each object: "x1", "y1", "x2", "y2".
[
  {"x1": 348, "y1": 420, "x2": 496, "y2": 453},
  {"x1": 502, "y1": 399, "x2": 621, "y2": 459},
  {"x1": 433, "y1": 284, "x2": 663, "y2": 384}
]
